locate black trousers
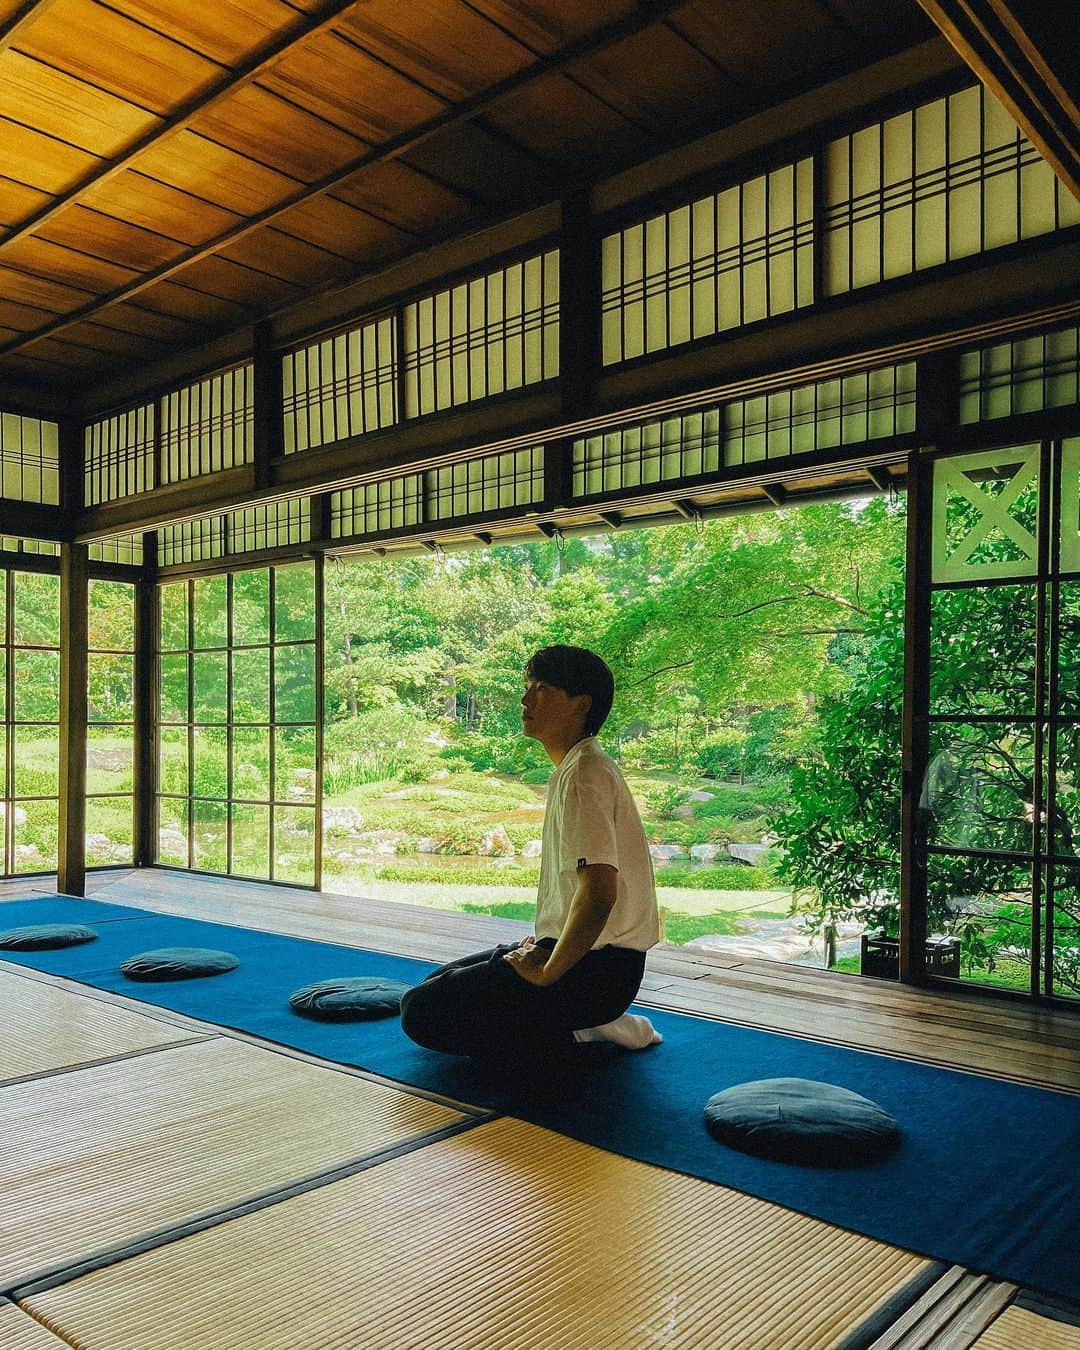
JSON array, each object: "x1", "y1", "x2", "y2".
[{"x1": 399, "y1": 939, "x2": 646, "y2": 1063}]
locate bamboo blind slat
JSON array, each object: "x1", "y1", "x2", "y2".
[
  {"x1": 0, "y1": 1037, "x2": 465, "y2": 1289},
  {"x1": 0, "y1": 967, "x2": 199, "y2": 1084},
  {"x1": 974, "y1": 1305, "x2": 1080, "y2": 1350},
  {"x1": 24, "y1": 1115, "x2": 929, "y2": 1350}
]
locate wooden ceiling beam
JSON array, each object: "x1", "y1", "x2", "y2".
[
  {"x1": 0, "y1": 0, "x2": 686, "y2": 361},
  {"x1": 913, "y1": 0, "x2": 1080, "y2": 202},
  {"x1": 0, "y1": 0, "x2": 370, "y2": 256}
]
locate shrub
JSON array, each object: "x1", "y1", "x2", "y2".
[
  {"x1": 372, "y1": 862, "x2": 541, "y2": 888},
  {"x1": 655, "y1": 863, "x2": 774, "y2": 890},
  {"x1": 695, "y1": 728, "x2": 749, "y2": 779}
]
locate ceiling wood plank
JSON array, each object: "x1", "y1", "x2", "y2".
[
  {"x1": 913, "y1": 0, "x2": 1080, "y2": 201},
  {"x1": 0, "y1": 0, "x2": 688, "y2": 359},
  {"x1": 0, "y1": 0, "x2": 60, "y2": 56},
  {"x1": 0, "y1": 0, "x2": 378, "y2": 252}
]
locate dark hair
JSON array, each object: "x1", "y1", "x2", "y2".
[{"x1": 524, "y1": 646, "x2": 615, "y2": 736}]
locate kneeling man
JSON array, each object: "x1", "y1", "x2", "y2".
[{"x1": 400, "y1": 645, "x2": 660, "y2": 1065}]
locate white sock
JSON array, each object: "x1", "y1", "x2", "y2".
[{"x1": 573, "y1": 1012, "x2": 662, "y2": 1050}]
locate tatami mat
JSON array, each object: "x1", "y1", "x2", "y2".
[
  {"x1": 974, "y1": 1304, "x2": 1080, "y2": 1349},
  {"x1": 0, "y1": 1037, "x2": 470, "y2": 1290},
  {"x1": 0, "y1": 967, "x2": 201, "y2": 1085},
  {"x1": 23, "y1": 1115, "x2": 931, "y2": 1349},
  {"x1": 0, "y1": 1300, "x2": 68, "y2": 1349}
]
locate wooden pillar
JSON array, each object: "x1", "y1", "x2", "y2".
[
  {"x1": 899, "y1": 449, "x2": 932, "y2": 983},
  {"x1": 132, "y1": 533, "x2": 158, "y2": 867},
  {"x1": 58, "y1": 541, "x2": 88, "y2": 896},
  {"x1": 252, "y1": 320, "x2": 283, "y2": 490}
]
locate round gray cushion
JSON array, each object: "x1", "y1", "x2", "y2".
[
  {"x1": 704, "y1": 1077, "x2": 901, "y2": 1166},
  {"x1": 0, "y1": 923, "x2": 97, "y2": 951},
  {"x1": 289, "y1": 977, "x2": 411, "y2": 1021},
  {"x1": 120, "y1": 947, "x2": 239, "y2": 981}
]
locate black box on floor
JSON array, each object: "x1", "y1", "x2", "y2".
[{"x1": 860, "y1": 934, "x2": 961, "y2": 979}]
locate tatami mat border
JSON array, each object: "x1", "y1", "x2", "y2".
[
  {"x1": 0, "y1": 1034, "x2": 219, "y2": 1090},
  {"x1": 10, "y1": 1112, "x2": 490, "y2": 1302},
  {"x1": 833, "y1": 1261, "x2": 950, "y2": 1350}
]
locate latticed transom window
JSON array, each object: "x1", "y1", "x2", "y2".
[
  {"x1": 824, "y1": 83, "x2": 1079, "y2": 296},
  {"x1": 330, "y1": 448, "x2": 545, "y2": 539},
  {"x1": 160, "y1": 365, "x2": 254, "y2": 485},
  {"x1": 0, "y1": 412, "x2": 59, "y2": 506},
  {"x1": 282, "y1": 315, "x2": 398, "y2": 455},
  {"x1": 402, "y1": 252, "x2": 560, "y2": 417},
  {"x1": 601, "y1": 159, "x2": 814, "y2": 365},
  {"x1": 84, "y1": 404, "x2": 155, "y2": 505}
]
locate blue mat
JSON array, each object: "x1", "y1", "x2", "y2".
[{"x1": 2, "y1": 896, "x2": 1078, "y2": 1302}]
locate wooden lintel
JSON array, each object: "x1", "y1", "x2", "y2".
[
  {"x1": 914, "y1": 0, "x2": 1080, "y2": 203},
  {"x1": 867, "y1": 466, "x2": 893, "y2": 492}
]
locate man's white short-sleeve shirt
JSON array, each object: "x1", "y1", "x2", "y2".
[{"x1": 534, "y1": 737, "x2": 660, "y2": 952}]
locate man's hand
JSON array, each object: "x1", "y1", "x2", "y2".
[{"x1": 504, "y1": 941, "x2": 556, "y2": 987}]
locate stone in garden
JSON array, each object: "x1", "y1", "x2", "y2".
[
  {"x1": 690, "y1": 843, "x2": 726, "y2": 862},
  {"x1": 14, "y1": 844, "x2": 41, "y2": 864},
  {"x1": 415, "y1": 837, "x2": 441, "y2": 855},
  {"x1": 85, "y1": 832, "x2": 113, "y2": 861},
  {"x1": 479, "y1": 825, "x2": 515, "y2": 858},
  {"x1": 649, "y1": 843, "x2": 685, "y2": 862},
  {"x1": 158, "y1": 828, "x2": 187, "y2": 855},
  {"x1": 727, "y1": 842, "x2": 770, "y2": 865},
  {"x1": 686, "y1": 790, "x2": 715, "y2": 802},
  {"x1": 521, "y1": 839, "x2": 543, "y2": 859},
  {"x1": 324, "y1": 806, "x2": 364, "y2": 835}
]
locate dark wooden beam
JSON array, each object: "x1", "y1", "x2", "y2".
[
  {"x1": 0, "y1": 0, "x2": 687, "y2": 361},
  {"x1": 0, "y1": 500, "x2": 67, "y2": 542},
  {"x1": 598, "y1": 511, "x2": 622, "y2": 529},
  {"x1": 57, "y1": 541, "x2": 88, "y2": 896},
  {"x1": 252, "y1": 321, "x2": 283, "y2": 490},
  {"x1": 913, "y1": 0, "x2": 1080, "y2": 202},
  {"x1": 866, "y1": 466, "x2": 893, "y2": 492},
  {"x1": 671, "y1": 499, "x2": 702, "y2": 521},
  {"x1": 761, "y1": 483, "x2": 788, "y2": 507},
  {"x1": 132, "y1": 543, "x2": 158, "y2": 868}
]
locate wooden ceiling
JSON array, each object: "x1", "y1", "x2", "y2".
[{"x1": 0, "y1": 0, "x2": 935, "y2": 399}]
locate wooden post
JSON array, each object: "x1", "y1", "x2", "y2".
[
  {"x1": 133, "y1": 533, "x2": 158, "y2": 867},
  {"x1": 58, "y1": 541, "x2": 89, "y2": 896}
]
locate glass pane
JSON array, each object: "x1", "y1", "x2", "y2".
[
  {"x1": 88, "y1": 579, "x2": 134, "y2": 650},
  {"x1": 1059, "y1": 581, "x2": 1079, "y2": 715},
  {"x1": 274, "y1": 562, "x2": 315, "y2": 642},
  {"x1": 159, "y1": 654, "x2": 189, "y2": 723},
  {"x1": 86, "y1": 726, "x2": 134, "y2": 794},
  {"x1": 193, "y1": 652, "x2": 228, "y2": 723},
  {"x1": 13, "y1": 571, "x2": 59, "y2": 646},
  {"x1": 232, "y1": 647, "x2": 269, "y2": 723},
  {"x1": 88, "y1": 653, "x2": 134, "y2": 722},
  {"x1": 1050, "y1": 865, "x2": 1080, "y2": 999},
  {"x1": 159, "y1": 581, "x2": 188, "y2": 651},
  {"x1": 1051, "y1": 723, "x2": 1079, "y2": 858},
  {"x1": 14, "y1": 649, "x2": 59, "y2": 721},
  {"x1": 274, "y1": 725, "x2": 316, "y2": 802},
  {"x1": 231, "y1": 803, "x2": 269, "y2": 878},
  {"x1": 85, "y1": 795, "x2": 133, "y2": 865},
  {"x1": 157, "y1": 795, "x2": 188, "y2": 865},
  {"x1": 930, "y1": 584, "x2": 1036, "y2": 715},
  {"x1": 927, "y1": 852, "x2": 1033, "y2": 992},
  {"x1": 192, "y1": 798, "x2": 227, "y2": 872},
  {"x1": 13, "y1": 725, "x2": 58, "y2": 798},
  {"x1": 232, "y1": 568, "x2": 270, "y2": 646},
  {"x1": 158, "y1": 726, "x2": 188, "y2": 796},
  {"x1": 274, "y1": 643, "x2": 315, "y2": 723},
  {"x1": 192, "y1": 726, "x2": 228, "y2": 800},
  {"x1": 232, "y1": 726, "x2": 270, "y2": 801},
  {"x1": 14, "y1": 798, "x2": 57, "y2": 872},
  {"x1": 192, "y1": 574, "x2": 228, "y2": 649},
  {"x1": 924, "y1": 721, "x2": 1035, "y2": 854},
  {"x1": 274, "y1": 806, "x2": 315, "y2": 885}
]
